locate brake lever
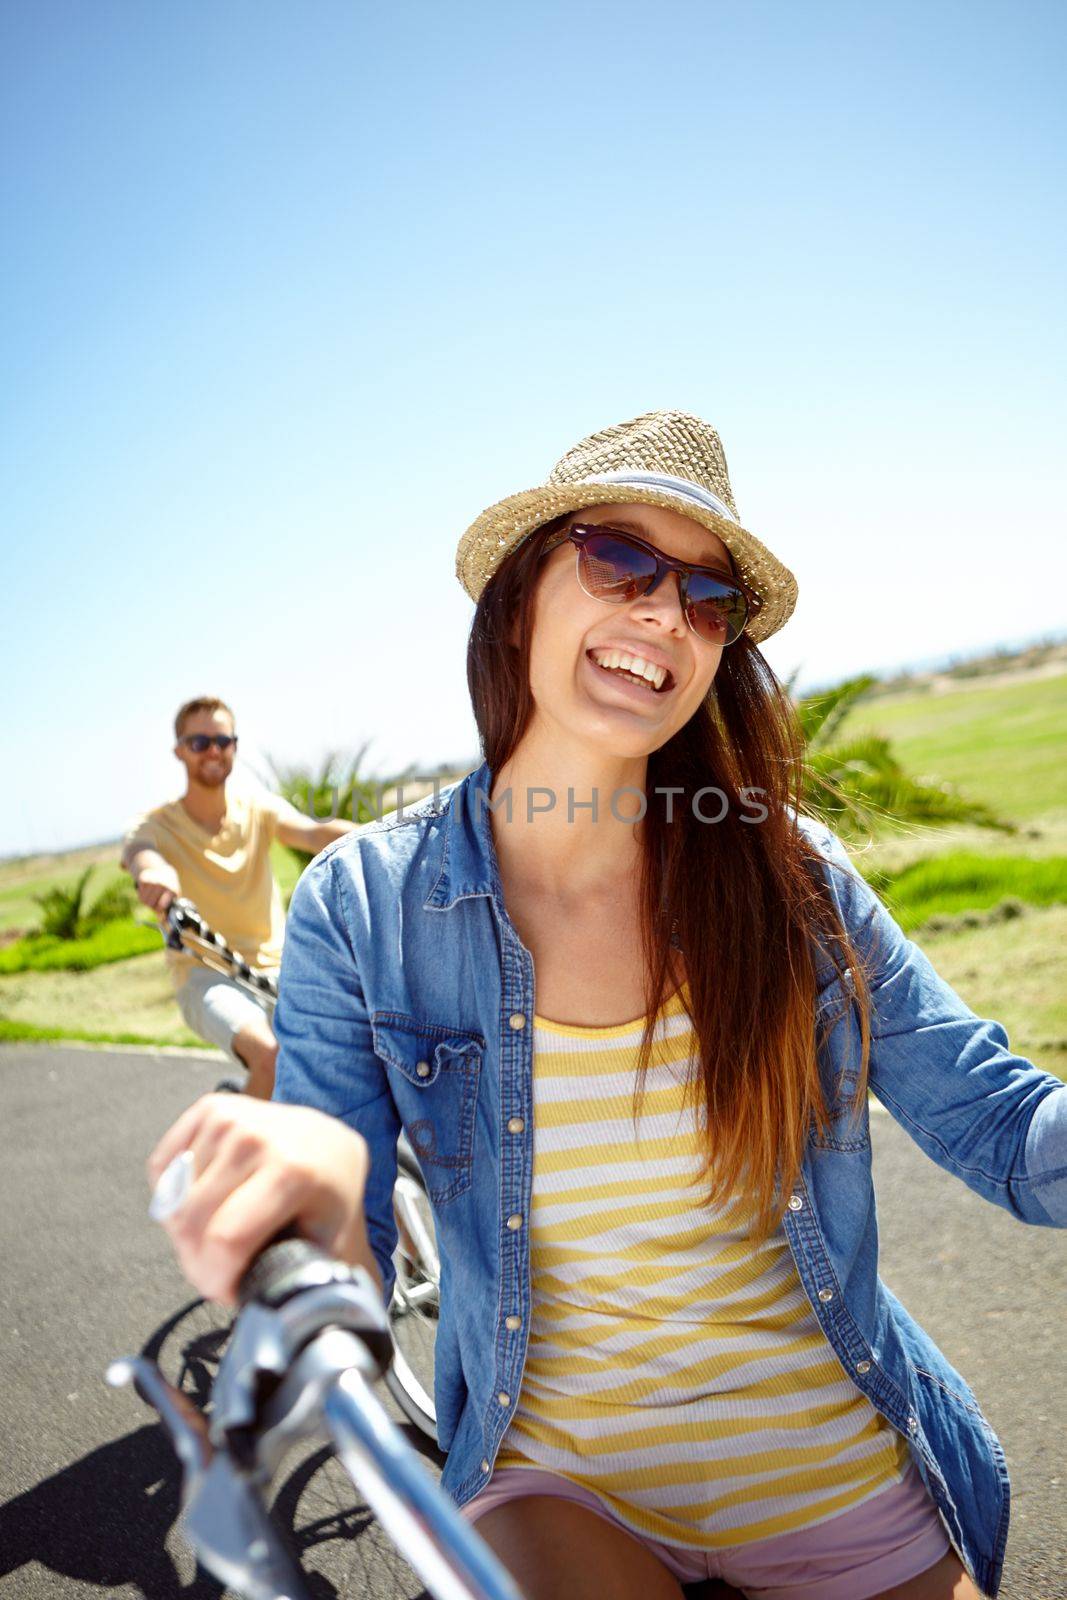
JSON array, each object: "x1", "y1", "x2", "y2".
[
  {"x1": 106, "y1": 1356, "x2": 211, "y2": 1481},
  {"x1": 183, "y1": 1452, "x2": 312, "y2": 1600},
  {"x1": 107, "y1": 1355, "x2": 312, "y2": 1600}
]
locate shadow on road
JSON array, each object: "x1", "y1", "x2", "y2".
[
  {"x1": 0, "y1": 1415, "x2": 436, "y2": 1599},
  {"x1": 0, "y1": 1420, "x2": 224, "y2": 1596},
  {"x1": 0, "y1": 1289, "x2": 740, "y2": 1600},
  {"x1": 0, "y1": 1293, "x2": 431, "y2": 1599}
]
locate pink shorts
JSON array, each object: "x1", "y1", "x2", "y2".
[{"x1": 461, "y1": 1460, "x2": 953, "y2": 1600}]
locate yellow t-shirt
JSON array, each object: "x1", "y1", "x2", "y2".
[{"x1": 121, "y1": 786, "x2": 299, "y2": 995}]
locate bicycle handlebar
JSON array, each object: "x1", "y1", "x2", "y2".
[
  {"x1": 110, "y1": 1227, "x2": 522, "y2": 1600},
  {"x1": 163, "y1": 898, "x2": 279, "y2": 1003}
]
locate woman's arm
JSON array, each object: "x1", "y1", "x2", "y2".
[
  {"x1": 147, "y1": 1095, "x2": 377, "y2": 1304},
  {"x1": 272, "y1": 844, "x2": 403, "y2": 1297},
  {"x1": 814, "y1": 822, "x2": 1066, "y2": 1227}
]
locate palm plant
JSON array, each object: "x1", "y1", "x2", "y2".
[
  {"x1": 790, "y1": 671, "x2": 1016, "y2": 841},
  {"x1": 32, "y1": 866, "x2": 95, "y2": 939},
  {"x1": 80, "y1": 878, "x2": 138, "y2": 932},
  {"x1": 33, "y1": 867, "x2": 136, "y2": 940},
  {"x1": 259, "y1": 743, "x2": 431, "y2": 868}
]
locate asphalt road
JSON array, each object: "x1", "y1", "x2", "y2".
[{"x1": 0, "y1": 1044, "x2": 1063, "y2": 1600}]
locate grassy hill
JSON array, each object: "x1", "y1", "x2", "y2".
[
  {"x1": 847, "y1": 669, "x2": 1065, "y2": 823},
  {"x1": 0, "y1": 845, "x2": 128, "y2": 936}
]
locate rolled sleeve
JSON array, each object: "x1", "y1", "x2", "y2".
[
  {"x1": 814, "y1": 822, "x2": 1067, "y2": 1227},
  {"x1": 272, "y1": 849, "x2": 401, "y2": 1296},
  {"x1": 120, "y1": 813, "x2": 167, "y2": 873}
]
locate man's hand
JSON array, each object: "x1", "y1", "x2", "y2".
[
  {"x1": 147, "y1": 1094, "x2": 379, "y2": 1305},
  {"x1": 132, "y1": 856, "x2": 182, "y2": 917}
]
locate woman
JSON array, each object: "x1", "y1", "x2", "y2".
[{"x1": 150, "y1": 411, "x2": 1065, "y2": 1600}]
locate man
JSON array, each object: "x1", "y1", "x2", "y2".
[{"x1": 121, "y1": 695, "x2": 357, "y2": 1097}]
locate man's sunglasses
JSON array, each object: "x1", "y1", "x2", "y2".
[
  {"x1": 539, "y1": 522, "x2": 762, "y2": 647},
  {"x1": 180, "y1": 734, "x2": 238, "y2": 753}
]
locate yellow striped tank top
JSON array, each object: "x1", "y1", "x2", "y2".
[{"x1": 496, "y1": 980, "x2": 911, "y2": 1548}]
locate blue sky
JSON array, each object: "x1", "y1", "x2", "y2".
[{"x1": 3, "y1": 0, "x2": 1065, "y2": 855}]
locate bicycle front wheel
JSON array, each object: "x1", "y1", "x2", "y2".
[{"x1": 386, "y1": 1140, "x2": 440, "y2": 1441}]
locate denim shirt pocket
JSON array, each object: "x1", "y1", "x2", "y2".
[
  {"x1": 812, "y1": 968, "x2": 871, "y2": 1152},
  {"x1": 370, "y1": 1012, "x2": 485, "y2": 1203}
]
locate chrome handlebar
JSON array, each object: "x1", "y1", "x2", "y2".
[{"x1": 108, "y1": 1239, "x2": 521, "y2": 1600}]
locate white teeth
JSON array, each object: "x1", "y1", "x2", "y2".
[{"x1": 590, "y1": 649, "x2": 668, "y2": 691}]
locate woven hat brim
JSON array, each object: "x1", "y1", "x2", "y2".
[{"x1": 455, "y1": 482, "x2": 797, "y2": 646}]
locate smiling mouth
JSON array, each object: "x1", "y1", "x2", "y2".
[{"x1": 585, "y1": 650, "x2": 675, "y2": 695}]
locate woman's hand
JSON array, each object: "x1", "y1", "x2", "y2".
[{"x1": 147, "y1": 1093, "x2": 377, "y2": 1306}]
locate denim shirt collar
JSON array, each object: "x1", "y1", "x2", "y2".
[
  {"x1": 423, "y1": 759, "x2": 683, "y2": 947},
  {"x1": 423, "y1": 760, "x2": 499, "y2": 912}
]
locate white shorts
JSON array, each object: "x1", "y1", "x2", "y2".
[{"x1": 176, "y1": 965, "x2": 275, "y2": 1064}]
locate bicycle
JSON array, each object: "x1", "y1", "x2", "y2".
[
  {"x1": 108, "y1": 1231, "x2": 521, "y2": 1600},
  {"x1": 161, "y1": 897, "x2": 441, "y2": 1443}
]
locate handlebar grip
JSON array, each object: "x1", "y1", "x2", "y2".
[
  {"x1": 236, "y1": 1229, "x2": 394, "y2": 1376},
  {"x1": 236, "y1": 1228, "x2": 337, "y2": 1310}
]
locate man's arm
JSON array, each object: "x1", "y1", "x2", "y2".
[
  {"x1": 121, "y1": 842, "x2": 181, "y2": 915},
  {"x1": 274, "y1": 812, "x2": 359, "y2": 856}
]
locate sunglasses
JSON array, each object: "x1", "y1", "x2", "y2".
[
  {"x1": 539, "y1": 522, "x2": 761, "y2": 647},
  {"x1": 180, "y1": 734, "x2": 238, "y2": 753}
]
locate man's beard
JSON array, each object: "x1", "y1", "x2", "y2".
[{"x1": 196, "y1": 766, "x2": 229, "y2": 789}]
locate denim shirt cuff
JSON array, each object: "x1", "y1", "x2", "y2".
[{"x1": 1023, "y1": 1084, "x2": 1067, "y2": 1224}]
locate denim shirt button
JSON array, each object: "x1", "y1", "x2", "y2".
[
  {"x1": 855, "y1": 1359, "x2": 871, "y2": 1374},
  {"x1": 507, "y1": 1116, "x2": 525, "y2": 1134},
  {"x1": 498, "y1": 1392, "x2": 511, "y2": 1406},
  {"x1": 506, "y1": 1214, "x2": 523, "y2": 1231},
  {"x1": 481, "y1": 1459, "x2": 490, "y2": 1473},
  {"x1": 505, "y1": 1314, "x2": 522, "y2": 1330},
  {"x1": 787, "y1": 1195, "x2": 804, "y2": 1212},
  {"x1": 415, "y1": 1060, "x2": 431, "y2": 1078},
  {"x1": 818, "y1": 1288, "x2": 835, "y2": 1303},
  {"x1": 509, "y1": 1012, "x2": 527, "y2": 1030},
  {"x1": 908, "y1": 1412, "x2": 919, "y2": 1433}
]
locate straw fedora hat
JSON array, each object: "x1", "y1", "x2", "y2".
[{"x1": 455, "y1": 409, "x2": 797, "y2": 645}]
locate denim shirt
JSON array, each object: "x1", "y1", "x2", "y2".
[{"x1": 273, "y1": 761, "x2": 1067, "y2": 1598}]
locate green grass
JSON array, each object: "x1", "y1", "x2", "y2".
[
  {"x1": 846, "y1": 807, "x2": 1067, "y2": 877},
  {"x1": 847, "y1": 671, "x2": 1066, "y2": 822},
  {"x1": 0, "y1": 918, "x2": 162, "y2": 973},
  {"x1": 0, "y1": 1018, "x2": 210, "y2": 1048},
  {"x1": 271, "y1": 839, "x2": 302, "y2": 907},
  {"x1": 871, "y1": 852, "x2": 1067, "y2": 932},
  {"x1": 0, "y1": 950, "x2": 209, "y2": 1048},
  {"x1": 916, "y1": 905, "x2": 1067, "y2": 1081}
]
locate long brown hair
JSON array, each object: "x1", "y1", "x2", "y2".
[{"x1": 466, "y1": 513, "x2": 875, "y2": 1239}]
